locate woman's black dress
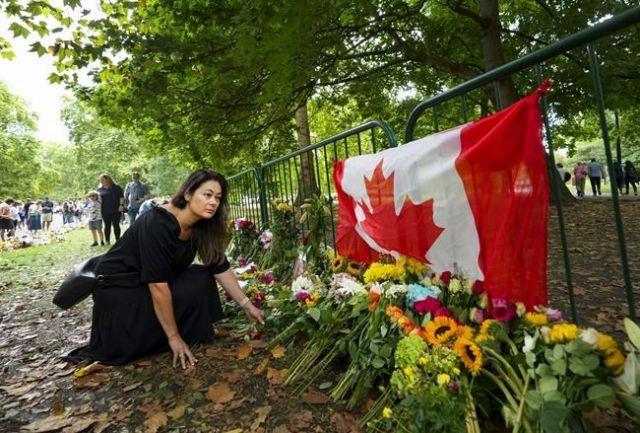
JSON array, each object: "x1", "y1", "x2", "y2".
[{"x1": 68, "y1": 206, "x2": 227, "y2": 365}]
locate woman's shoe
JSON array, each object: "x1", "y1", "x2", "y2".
[{"x1": 90, "y1": 242, "x2": 98, "y2": 247}]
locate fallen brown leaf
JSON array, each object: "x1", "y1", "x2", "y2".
[
  {"x1": 302, "y1": 390, "x2": 329, "y2": 405},
  {"x1": 0, "y1": 381, "x2": 38, "y2": 397},
  {"x1": 144, "y1": 411, "x2": 168, "y2": 433},
  {"x1": 167, "y1": 404, "x2": 187, "y2": 420},
  {"x1": 249, "y1": 340, "x2": 268, "y2": 349},
  {"x1": 266, "y1": 368, "x2": 287, "y2": 386},
  {"x1": 20, "y1": 410, "x2": 73, "y2": 432},
  {"x1": 226, "y1": 369, "x2": 243, "y2": 383},
  {"x1": 270, "y1": 345, "x2": 286, "y2": 359},
  {"x1": 206, "y1": 382, "x2": 235, "y2": 404},
  {"x1": 73, "y1": 372, "x2": 110, "y2": 388},
  {"x1": 254, "y1": 358, "x2": 269, "y2": 375},
  {"x1": 331, "y1": 412, "x2": 362, "y2": 433},
  {"x1": 50, "y1": 401, "x2": 65, "y2": 416},
  {"x1": 289, "y1": 410, "x2": 313, "y2": 432},
  {"x1": 73, "y1": 361, "x2": 106, "y2": 378},
  {"x1": 237, "y1": 344, "x2": 253, "y2": 360},
  {"x1": 122, "y1": 382, "x2": 142, "y2": 392},
  {"x1": 61, "y1": 414, "x2": 106, "y2": 433},
  {"x1": 250, "y1": 405, "x2": 272, "y2": 431}
]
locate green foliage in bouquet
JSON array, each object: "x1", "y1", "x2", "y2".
[
  {"x1": 613, "y1": 318, "x2": 640, "y2": 425},
  {"x1": 260, "y1": 199, "x2": 299, "y2": 283},
  {"x1": 368, "y1": 336, "x2": 470, "y2": 433},
  {"x1": 299, "y1": 194, "x2": 332, "y2": 278},
  {"x1": 228, "y1": 218, "x2": 261, "y2": 263}
]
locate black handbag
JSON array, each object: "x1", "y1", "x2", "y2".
[{"x1": 53, "y1": 254, "x2": 105, "y2": 309}]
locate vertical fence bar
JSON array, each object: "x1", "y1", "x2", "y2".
[
  {"x1": 323, "y1": 144, "x2": 337, "y2": 246},
  {"x1": 536, "y1": 66, "x2": 578, "y2": 323},
  {"x1": 432, "y1": 107, "x2": 440, "y2": 132},
  {"x1": 588, "y1": 43, "x2": 636, "y2": 320},
  {"x1": 493, "y1": 82, "x2": 502, "y2": 110},
  {"x1": 461, "y1": 95, "x2": 469, "y2": 123},
  {"x1": 257, "y1": 167, "x2": 269, "y2": 228},
  {"x1": 371, "y1": 129, "x2": 377, "y2": 152}
]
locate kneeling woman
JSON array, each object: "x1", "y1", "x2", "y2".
[{"x1": 69, "y1": 169, "x2": 264, "y2": 367}]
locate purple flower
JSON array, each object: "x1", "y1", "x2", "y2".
[
  {"x1": 546, "y1": 308, "x2": 563, "y2": 323},
  {"x1": 238, "y1": 258, "x2": 247, "y2": 267},
  {"x1": 440, "y1": 271, "x2": 452, "y2": 285},
  {"x1": 449, "y1": 381, "x2": 460, "y2": 393},
  {"x1": 295, "y1": 291, "x2": 311, "y2": 302},
  {"x1": 490, "y1": 298, "x2": 517, "y2": 322}
]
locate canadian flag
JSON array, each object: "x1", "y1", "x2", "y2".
[{"x1": 333, "y1": 85, "x2": 550, "y2": 308}]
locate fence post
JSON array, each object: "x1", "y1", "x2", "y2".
[{"x1": 255, "y1": 167, "x2": 269, "y2": 228}]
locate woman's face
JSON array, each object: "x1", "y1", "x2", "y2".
[
  {"x1": 186, "y1": 180, "x2": 223, "y2": 220},
  {"x1": 100, "y1": 177, "x2": 108, "y2": 187}
]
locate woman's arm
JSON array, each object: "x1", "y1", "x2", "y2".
[
  {"x1": 214, "y1": 269, "x2": 265, "y2": 324},
  {"x1": 148, "y1": 282, "x2": 197, "y2": 368}
]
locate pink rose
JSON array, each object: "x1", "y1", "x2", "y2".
[
  {"x1": 238, "y1": 258, "x2": 247, "y2": 267},
  {"x1": 414, "y1": 297, "x2": 453, "y2": 318}
]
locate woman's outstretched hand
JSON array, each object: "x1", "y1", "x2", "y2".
[
  {"x1": 168, "y1": 334, "x2": 198, "y2": 369},
  {"x1": 243, "y1": 303, "x2": 265, "y2": 325}
]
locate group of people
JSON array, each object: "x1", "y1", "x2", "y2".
[
  {"x1": 86, "y1": 171, "x2": 154, "y2": 246},
  {"x1": 558, "y1": 158, "x2": 638, "y2": 197},
  {"x1": 0, "y1": 197, "x2": 56, "y2": 241}
]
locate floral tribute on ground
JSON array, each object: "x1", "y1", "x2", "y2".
[{"x1": 224, "y1": 206, "x2": 640, "y2": 433}]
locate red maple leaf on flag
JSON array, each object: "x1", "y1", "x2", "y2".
[{"x1": 358, "y1": 160, "x2": 444, "y2": 262}]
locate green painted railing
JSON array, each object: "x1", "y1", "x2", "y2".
[
  {"x1": 227, "y1": 6, "x2": 639, "y2": 323},
  {"x1": 227, "y1": 121, "x2": 397, "y2": 246}
]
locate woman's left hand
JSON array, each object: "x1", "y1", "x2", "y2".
[{"x1": 243, "y1": 303, "x2": 265, "y2": 325}]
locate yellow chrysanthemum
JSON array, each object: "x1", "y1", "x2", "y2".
[
  {"x1": 418, "y1": 356, "x2": 428, "y2": 366},
  {"x1": 604, "y1": 349, "x2": 625, "y2": 376},
  {"x1": 548, "y1": 323, "x2": 580, "y2": 344},
  {"x1": 454, "y1": 338, "x2": 484, "y2": 373},
  {"x1": 425, "y1": 316, "x2": 458, "y2": 346},
  {"x1": 525, "y1": 312, "x2": 549, "y2": 327},
  {"x1": 332, "y1": 256, "x2": 344, "y2": 272},
  {"x1": 404, "y1": 257, "x2": 428, "y2": 275},
  {"x1": 437, "y1": 373, "x2": 451, "y2": 386},
  {"x1": 363, "y1": 262, "x2": 406, "y2": 283},
  {"x1": 346, "y1": 261, "x2": 361, "y2": 276},
  {"x1": 382, "y1": 407, "x2": 393, "y2": 419},
  {"x1": 597, "y1": 334, "x2": 619, "y2": 355},
  {"x1": 403, "y1": 367, "x2": 415, "y2": 378},
  {"x1": 327, "y1": 248, "x2": 336, "y2": 261}
]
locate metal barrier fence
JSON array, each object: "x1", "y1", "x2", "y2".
[
  {"x1": 405, "y1": 7, "x2": 640, "y2": 322},
  {"x1": 228, "y1": 6, "x2": 640, "y2": 323},
  {"x1": 227, "y1": 121, "x2": 398, "y2": 246}
]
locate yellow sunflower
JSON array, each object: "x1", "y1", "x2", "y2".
[
  {"x1": 454, "y1": 338, "x2": 484, "y2": 373},
  {"x1": 425, "y1": 316, "x2": 458, "y2": 346},
  {"x1": 456, "y1": 325, "x2": 474, "y2": 340},
  {"x1": 525, "y1": 312, "x2": 549, "y2": 327},
  {"x1": 346, "y1": 261, "x2": 361, "y2": 276},
  {"x1": 548, "y1": 323, "x2": 580, "y2": 344},
  {"x1": 332, "y1": 255, "x2": 344, "y2": 272}
]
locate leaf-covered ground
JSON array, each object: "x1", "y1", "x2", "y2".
[{"x1": 1, "y1": 198, "x2": 638, "y2": 433}]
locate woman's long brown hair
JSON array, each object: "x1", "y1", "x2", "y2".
[{"x1": 171, "y1": 169, "x2": 228, "y2": 265}]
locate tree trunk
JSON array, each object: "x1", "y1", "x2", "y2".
[
  {"x1": 294, "y1": 100, "x2": 318, "y2": 204},
  {"x1": 478, "y1": 0, "x2": 573, "y2": 204},
  {"x1": 478, "y1": 0, "x2": 518, "y2": 108}
]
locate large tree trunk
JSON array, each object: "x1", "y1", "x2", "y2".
[
  {"x1": 478, "y1": 0, "x2": 518, "y2": 108},
  {"x1": 295, "y1": 100, "x2": 318, "y2": 204},
  {"x1": 478, "y1": 0, "x2": 573, "y2": 203}
]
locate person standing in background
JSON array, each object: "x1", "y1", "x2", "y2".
[
  {"x1": 41, "y1": 197, "x2": 54, "y2": 231},
  {"x1": 624, "y1": 161, "x2": 638, "y2": 196},
  {"x1": 124, "y1": 172, "x2": 150, "y2": 224},
  {"x1": 587, "y1": 158, "x2": 603, "y2": 196},
  {"x1": 98, "y1": 173, "x2": 125, "y2": 245},
  {"x1": 573, "y1": 162, "x2": 588, "y2": 198},
  {"x1": 613, "y1": 160, "x2": 624, "y2": 195}
]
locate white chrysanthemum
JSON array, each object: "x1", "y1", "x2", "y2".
[
  {"x1": 336, "y1": 279, "x2": 366, "y2": 297},
  {"x1": 579, "y1": 328, "x2": 600, "y2": 347},
  {"x1": 385, "y1": 284, "x2": 408, "y2": 298},
  {"x1": 291, "y1": 276, "x2": 314, "y2": 294},
  {"x1": 540, "y1": 326, "x2": 551, "y2": 344},
  {"x1": 449, "y1": 278, "x2": 462, "y2": 293}
]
